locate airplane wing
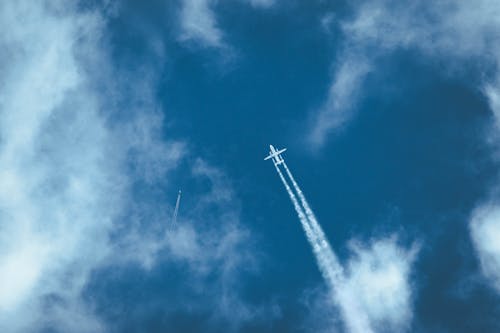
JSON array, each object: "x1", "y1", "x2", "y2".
[{"x1": 264, "y1": 147, "x2": 286, "y2": 160}]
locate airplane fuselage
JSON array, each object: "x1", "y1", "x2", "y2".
[{"x1": 264, "y1": 145, "x2": 286, "y2": 166}]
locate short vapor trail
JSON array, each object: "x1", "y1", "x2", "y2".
[{"x1": 171, "y1": 190, "x2": 182, "y2": 229}]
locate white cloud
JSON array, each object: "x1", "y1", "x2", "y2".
[
  {"x1": 0, "y1": 3, "x2": 120, "y2": 330},
  {"x1": 324, "y1": 0, "x2": 500, "y2": 298},
  {"x1": 178, "y1": 0, "x2": 275, "y2": 49},
  {"x1": 311, "y1": 1, "x2": 500, "y2": 296},
  {"x1": 309, "y1": 55, "x2": 371, "y2": 147},
  {"x1": 310, "y1": 0, "x2": 500, "y2": 148},
  {"x1": 338, "y1": 237, "x2": 418, "y2": 333},
  {"x1": 0, "y1": 241, "x2": 49, "y2": 311},
  {"x1": 106, "y1": 157, "x2": 276, "y2": 330},
  {"x1": 302, "y1": 237, "x2": 418, "y2": 333},
  {"x1": 0, "y1": 1, "x2": 267, "y2": 332},
  {"x1": 470, "y1": 204, "x2": 500, "y2": 292},
  {"x1": 179, "y1": 0, "x2": 225, "y2": 48}
]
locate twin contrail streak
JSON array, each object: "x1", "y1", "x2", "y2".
[
  {"x1": 275, "y1": 162, "x2": 342, "y2": 289},
  {"x1": 274, "y1": 164, "x2": 318, "y2": 246},
  {"x1": 282, "y1": 162, "x2": 342, "y2": 278},
  {"x1": 283, "y1": 163, "x2": 325, "y2": 239},
  {"x1": 267, "y1": 145, "x2": 373, "y2": 333}
]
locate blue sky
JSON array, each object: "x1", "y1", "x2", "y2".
[{"x1": 1, "y1": 1, "x2": 500, "y2": 332}]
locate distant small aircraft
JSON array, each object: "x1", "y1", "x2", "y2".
[
  {"x1": 172, "y1": 190, "x2": 181, "y2": 227},
  {"x1": 264, "y1": 145, "x2": 287, "y2": 166}
]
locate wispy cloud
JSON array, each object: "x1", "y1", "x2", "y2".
[
  {"x1": 274, "y1": 150, "x2": 417, "y2": 332},
  {"x1": 179, "y1": 0, "x2": 225, "y2": 48},
  {"x1": 0, "y1": 1, "x2": 270, "y2": 332},
  {"x1": 0, "y1": 1, "x2": 181, "y2": 331},
  {"x1": 309, "y1": 55, "x2": 371, "y2": 148},
  {"x1": 310, "y1": 0, "x2": 500, "y2": 296},
  {"x1": 178, "y1": 0, "x2": 275, "y2": 49},
  {"x1": 310, "y1": 0, "x2": 500, "y2": 148},
  {"x1": 106, "y1": 157, "x2": 278, "y2": 331},
  {"x1": 301, "y1": 236, "x2": 418, "y2": 333},
  {"x1": 470, "y1": 203, "x2": 500, "y2": 292},
  {"x1": 338, "y1": 237, "x2": 418, "y2": 333},
  {"x1": 300, "y1": 285, "x2": 341, "y2": 333}
]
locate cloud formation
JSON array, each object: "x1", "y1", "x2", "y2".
[
  {"x1": 0, "y1": 1, "x2": 267, "y2": 332},
  {"x1": 98, "y1": 158, "x2": 277, "y2": 332},
  {"x1": 310, "y1": 0, "x2": 500, "y2": 147},
  {"x1": 179, "y1": 0, "x2": 225, "y2": 48},
  {"x1": 470, "y1": 204, "x2": 500, "y2": 292},
  {"x1": 0, "y1": 2, "x2": 123, "y2": 331},
  {"x1": 302, "y1": 236, "x2": 418, "y2": 333},
  {"x1": 178, "y1": 0, "x2": 275, "y2": 49},
  {"x1": 310, "y1": 0, "x2": 500, "y2": 297},
  {"x1": 338, "y1": 237, "x2": 418, "y2": 333},
  {"x1": 0, "y1": 1, "x2": 174, "y2": 331},
  {"x1": 309, "y1": 55, "x2": 371, "y2": 147}
]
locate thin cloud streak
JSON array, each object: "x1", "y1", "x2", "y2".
[
  {"x1": 179, "y1": 0, "x2": 225, "y2": 48},
  {"x1": 309, "y1": 55, "x2": 371, "y2": 148},
  {"x1": 177, "y1": 0, "x2": 275, "y2": 49}
]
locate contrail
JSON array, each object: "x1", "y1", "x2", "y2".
[
  {"x1": 278, "y1": 161, "x2": 374, "y2": 333},
  {"x1": 266, "y1": 145, "x2": 372, "y2": 332},
  {"x1": 171, "y1": 190, "x2": 181, "y2": 228},
  {"x1": 283, "y1": 162, "x2": 326, "y2": 241},
  {"x1": 274, "y1": 164, "x2": 319, "y2": 247},
  {"x1": 282, "y1": 162, "x2": 343, "y2": 284},
  {"x1": 274, "y1": 163, "x2": 342, "y2": 290}
]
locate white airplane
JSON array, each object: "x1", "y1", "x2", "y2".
[{"x1": 264, "y1": 145, "x2": 287, "y2": 166}]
